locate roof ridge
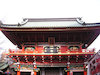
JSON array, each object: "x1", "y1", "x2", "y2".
[{"x1": 24, "y1": 17, "x2": 81, "y2": 22}]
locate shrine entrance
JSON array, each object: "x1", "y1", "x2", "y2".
[
  {"x1": 73, "y1": 72, "x2": 84, "y2": 75},
  {"x1": 45, "y1": 68, "x2": 59, "y2": 75},
  {"x1": 21, "y1": 72, "x2": 31, "y2": 75},
  {"x1": 41, "y1": 68, "x2": 63, "y2": 75}
]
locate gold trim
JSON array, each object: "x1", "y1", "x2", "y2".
[{"x1": 33, "y1": 68, "x2": 40, "y2": 72}]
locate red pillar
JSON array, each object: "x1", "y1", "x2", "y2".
[
  {"x1": 84, "y1": 65, "x2": 87, "y2": 75},
  {"x1": 34, "y1": 72, "x2": 37, "y2": 75},
  {"x1": 22, "y1": 45, "x2": 25, "y2": 52},
  {"x1": 17, "y1": 71, "x2": 20, "y2": 75},
  {"x1": 17, "y1": 65, "x2": 20, "y2": 75},
  {"x1": 80, "y1": 45, "x2": 82, "y2": 52},
  {"x1": 35, "y1": 45, "x2": 38, "y2": 53},
  {"x1": 84, "y1": 71, "x2": 87, "y2": 75},
  {"x1": 67, "y1": 71, "x2": 70, "y2": 75},
  {"x1": 67, "y1": 64, "x2": 70, "y2": 75},
  {"x1": 34, "y1": 65, "x2": 37, "y2": 75}
]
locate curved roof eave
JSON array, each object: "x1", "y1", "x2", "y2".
[
  {"x1": 0, "y1": 18, "x2": 82, "y2": 28},
  {"x1": 0, "y1": 18, "x2": 100, "y2": 29}
]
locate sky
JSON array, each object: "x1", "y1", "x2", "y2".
[{"x1": 0, "y1": 0, "x2": 100, "y2": 52}]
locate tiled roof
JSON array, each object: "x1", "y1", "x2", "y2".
[{"x1": 0, "y1": 18, "x2": 100, "y2": 28}]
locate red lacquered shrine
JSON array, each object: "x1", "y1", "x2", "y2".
[{"x1": 0, "y1": 18, "x2": 100, "y2": 75}]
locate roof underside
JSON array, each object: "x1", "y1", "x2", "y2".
[
  {"x1": 2, "y1": 28, "x2": 100, "y2": 49},
  {"x1": 0, "y1": 18, "x2": 100, "y2": 48}
]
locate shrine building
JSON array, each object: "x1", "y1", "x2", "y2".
[
  {"x1": 87, "y1": 50, "x2": 100, "y2": 75},
  {"x1": 0, "y1": 18, "x2": 100, "y2": 75}
]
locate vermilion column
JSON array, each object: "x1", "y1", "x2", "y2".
[
  {"x1": 80, "y1": 45, "x2": 82, "y2": 52},
  {"x1": 34, "y1": 65, "x2": 37, "y2": 75},
  {"x1": 17, "y1": 65, "x2": 20, "y2": 75},
  {"x1": 84, "y1": 65, "x2": 87, "y2": 75},
  {"x1": 67, "y1": 71, "x2": 70, "y2": 75},
  {"x1": 17, "y1": 71, "x2": 20, "y2": 75},
  {"x1": 22, "y1": 45, "x2": 25, "y2": 52},
  {"x1": 84, "y1": 71, "x2": 87, "y2": 75},
  {"x1": 67, "y1": 64, "x2": 70, "y2": 75}
]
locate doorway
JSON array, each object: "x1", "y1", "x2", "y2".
[
  {"x1": 45, "y1": 68, "x2": 59, "y2": 75},
  {"x1": 41, "y1": 68, "x2": 63, "y2": 75},
  {"x1": 21, "y1": 72, "x2": 31, "y2": 75},
  {"x1": 73, "y1": 72, "x2": 84, "y2": 75}
]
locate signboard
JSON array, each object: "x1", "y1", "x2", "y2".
[
  {"x1": 69, "y1": 46, "x2": 80, "y2": 52},
  {"x1": 70, "y1": 64, "x2": 84, "y2": 70}
]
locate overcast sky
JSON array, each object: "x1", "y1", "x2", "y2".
[{"x1": 0, "y1": 0, "x2": 100, "y2": 52}]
